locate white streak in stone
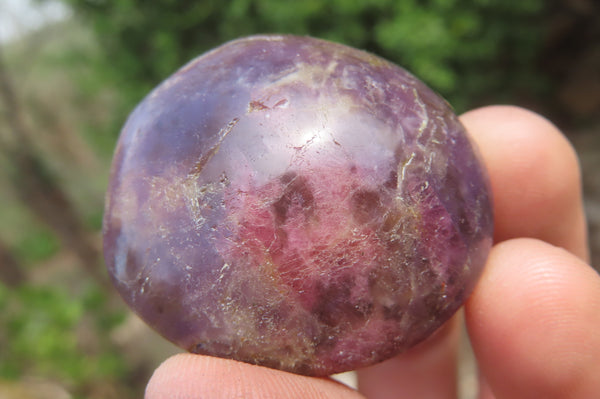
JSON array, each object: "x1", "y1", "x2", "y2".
[
  {"x1": 140, "y1": 277, "x2": 149, "y2": 294},
  {"x1": 216, "y1": 263, "x2": 230, "y2": 284},
  {"x1": 397, "y1": 151, "x2": 416, "y2": 199},
  {"x1": 114, "y1": 232, "x2": 128, "y2": 282},
  {"x1": 413, "y1": 88, "x2": 429, "y2": 136},
  {"x1": 401, "y1": 152, "x2": 416, "y2": 181}
]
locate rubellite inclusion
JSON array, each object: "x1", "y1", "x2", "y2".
[{"x1": 103, "y1": 35, "x2": 494, "y2": 376}]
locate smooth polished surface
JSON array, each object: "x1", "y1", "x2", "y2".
[{"x1": 103, "y1": 35, "x2": 493, "y2": 376}]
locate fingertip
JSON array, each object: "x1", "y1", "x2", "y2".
[
  {"x1": 145, "y1": 354, "x2": 364, "y2": 399},
  {"x1": 460, "y1": 106, "x2": 588, "y2": 260},
  {"x1": 466, "y1": 238, "x2": 600, "y2": 398}
]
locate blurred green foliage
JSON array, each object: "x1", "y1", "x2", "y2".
[
  {"x1": 67, "y1": 0, "x2": 547, "y2": 119},
  {"x1": 1, "y1": 1, "x2": 551, "y2": 397},
  {"x1": 0, "y1": 16, "x2": 135, "y2": 398},
  {"x1": 0, "y1": 283, "x2": 129, "y2": 398},
  {"x1": 14, "y1": 229, "x2": 61, "y2": 265}
]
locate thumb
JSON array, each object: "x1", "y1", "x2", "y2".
[{"x1": 145, "y1": 353, "x2": 364, "y2": 399}]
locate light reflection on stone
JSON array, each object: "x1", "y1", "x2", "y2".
[{"x1": 103, "y1": 35, "x2": 494, "y2": 376}]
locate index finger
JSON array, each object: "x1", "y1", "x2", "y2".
[{"x1": 460, "y1": 105, "x2": 589, "y2": 260}]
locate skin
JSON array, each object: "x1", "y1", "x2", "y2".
[{"x1": 145, "y1": 105, "x2": 600, "y2": 399}]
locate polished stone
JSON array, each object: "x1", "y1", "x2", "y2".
[{"x1": 103, "y1": 35, "x2": 494, "y2": 376}]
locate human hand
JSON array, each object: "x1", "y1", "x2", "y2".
[{"x1": 145, "y1": 106, "x2": 600, "y2": 399}]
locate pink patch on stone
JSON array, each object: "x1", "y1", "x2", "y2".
[{"x1": 103, "y1": 35, "x2": 493, "y2": 376}]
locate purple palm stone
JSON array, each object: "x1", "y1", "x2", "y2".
[{"x1": 103, "y1": 35, "x2": 493, "y2": 376}]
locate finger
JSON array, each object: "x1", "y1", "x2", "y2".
[
  {"x1": 145, "y1": 353, "x2": 365, "y2": 399},
  {"x1": 460, "y1": 105, "x2": 588, "y2": 261},
  {"x1": 357, "y1": 105, "x2": 570, "y2": 398},
  {"x1": 477, "y1": 376, "x2": 495, "y2": 399},
  {"x1": 357, "y1": 315, "x2": 460, "y2": 399},
  {"x1": 466, "y1": 238, "x2": 600, "y2": 399},
  {"x1": 358, "y1": 105, "x2": 589, "y2": 397}
]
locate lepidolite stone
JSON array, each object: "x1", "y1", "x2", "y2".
[{"x1": 103, "y1": 35, "x2": 493, "y2": 376}]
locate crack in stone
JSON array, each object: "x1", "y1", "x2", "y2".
[{"x1": 189, "y1": 117, "x2": 240, "y2": 177}]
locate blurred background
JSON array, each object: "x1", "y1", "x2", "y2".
[{"x1": 0, "y1": 0, "x2": 598, "y2": 398}]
